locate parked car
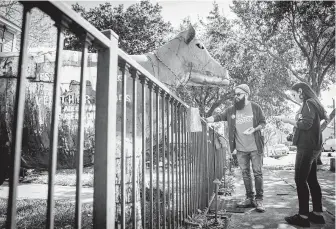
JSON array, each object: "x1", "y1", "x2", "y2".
[
  {"x1": 268, "y1": 144, "x2": 289, "y2": 158},
  {"x1": 323, "y1": 138, "x2": 336, "y2": 152},
  {"x1": 289, "y1": 145, "x2": 297, "y2": 152}
]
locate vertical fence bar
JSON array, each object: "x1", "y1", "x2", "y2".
[
  {"x1": 155, "y1": 87, "x2": 160, "y2": 229},
  {"x1": 161, "y1": 91, "x2": 166, "y2": 229},
  {"x1": 174, "y1": 102, "x2": 179, "y2": 226},
  {"x1": 215, "y1": 132, "x2": 217, "y2": 186},
  {"x1": 199, "y1": 131, "x2": 203, "y2": 208},
  {"x1": 178, "y1": 105, "x2": 182, "y2": 225},
  {"x1": 190, "y1": 133, "x2": 193, "y2": 214},
  {"x1": 181, "y1": 108, "x2": 184, "y2": 220},
  {"x1": 120, "y1": 62, "x2": 127, "y2": 229},
  {"x1": 140, "y1": 75, "x2": 146, "y2": 229},
  {"x1": 149, "y1": 82, "x2": 154, "y2": 229},
  {"x1": 195, "y1": 133, "x2": 199, "y2": 210},
  {"x1": 190, "y1": 132, "x2": 192, "y2": 214},
  {"x1": 170, "y1": 100, "x2": 175, "y2": 228},
  {"x1": 202, "y1": 131, "x2": 205, "y2": 208},
  {"x1": 214, "y1": 132, "x2": 217, "y2": 189},
  {"x1": 131, "y1": 68, "x2": 138, "y2": 229},
  {"x1": 195, "y1": 134, "x2": 199, "y2": 210},
  {"x1": 192, "y1": 133, "x2": 195, "y2": 213},
  {"x1": 166, "y1": 96, "x2": 171, "y2": 229},
  {"x1": 188, "y1": 133, "x2": 191, "y2": 215},
  {"x1": 184, "y1": 109, "x2": 188, "y2": 218},
  {"x1": 182, "y1": 107, "x2": 185, "y2": 220},
  {"x1": 204, "y1": 123, "x2": 210, "y2": 206},
  {"x1": 6, "y1": 4, "x2": 31, "y2": 229},
  {"x1": 46, "y1": 17, "x2": 65, "y2": 229},
  {"x1": 177, "y1": 105, "x2": 181, "y2": 226},
  {"x1": 94, "y1": 29, "x2": 118, "y2": 228},
  {"x1": 198, "y1": 132, "x2": 202, "y2": 209},
  {"x1": 185, "y1": 131, "x2": 191, "y2": 216},
  {"x1": 182, "y1": 108, "x2": 185, "y2": 220},
  {"x1": 75, "y1": 33, "x2": 91, "y2": 229}
]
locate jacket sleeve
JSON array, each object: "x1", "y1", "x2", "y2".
[
  {"x1": 296, "y1": 102, "x2": 315, "y2": 130},
  {"x1": 257, "y1": 104, "x2": 266, "y2": 128},
  {"x1": 214, "y1": 108, "x2": 229, "y2": 122}
]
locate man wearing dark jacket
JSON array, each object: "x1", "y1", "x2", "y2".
[{"x1": 206, "y1": 84, "x2": 266, "y2": 212}]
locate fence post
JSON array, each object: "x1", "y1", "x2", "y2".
[
  {"x1": 204, "y1": 123, "x2": 209, "y2": 207},
  {"x1": 93, "y1": 29, "x2": 119, "y2": 229},
  {"x1": 6, "y1": 5, "x2": 31, "y2": 229}
]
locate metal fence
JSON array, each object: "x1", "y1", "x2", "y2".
[{"x1": 2, "y1": 1, "x2": 229, "y2": 228}]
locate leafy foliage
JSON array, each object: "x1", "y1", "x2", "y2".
[
  {"x1": 66, "y1": 1, "x2": 173, "y2": 54},
  {"x1": 231, "y1": 1, "x2": 335, "y2": 96}
]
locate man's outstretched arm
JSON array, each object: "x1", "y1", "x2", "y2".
[{"x1": 205, "y1": 116, "x2": 215, "y2": 123}]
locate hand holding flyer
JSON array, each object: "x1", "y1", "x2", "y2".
[
  {"x1": 243, "y1": 127, "x2": 255, "y2": 135},
  {"x1": 273, "y1": 115, "x2": 284, "y2": 121}
]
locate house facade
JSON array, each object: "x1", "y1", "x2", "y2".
[{"x1": 0, "y1": 15, "x2": 21, "y2": 52}]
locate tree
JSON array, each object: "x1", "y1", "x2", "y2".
[
  {"x1": 66, "y1": 1, "x2": 173, "y2": 54},
  {"x1": 231, "y1": 1, "x2": 335, "y2": 106}
]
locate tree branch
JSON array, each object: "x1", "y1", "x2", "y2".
[
  {"x1": 273, "y1": 88, "x2": 300, "y2": 106},
  {"x1": 318, "y1": 42, "x2": 334, "y2": 68},
  {"x1": 251, "y1": 41, "x2": 308, "y2": 84},
  {"x1": 0, "y1": 2, "x2": 16, "y2": 8},
  {"x1": 318, "y1": 30, "x2": 335, "y2": 59},
  {"x1": 206, "y1": 92, "x2": 231, "y2": 117},
  {"x1": 290, "y1": 3, "x2": 311, "y2": 63},
  {"x1": 318, "y1": 59, "x2": 335, "y2": 87},
  {"x1": 204, "y1": 87, "x2": 210, "y2": 103},
  {"x1": 207, "y1": 92, "x2": 217, "y2": 105}
]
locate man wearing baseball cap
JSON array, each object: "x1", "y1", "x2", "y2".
[{"x1": 206, "y1": 83, "x2": 266, "y2": 212}]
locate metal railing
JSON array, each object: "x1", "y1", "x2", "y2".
[{"x1": 1, "y1": 1, "x2": 230, "y2": 228}]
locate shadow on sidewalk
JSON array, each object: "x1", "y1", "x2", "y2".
[{"x1": 222, "y1": 168, "x2": 335, "y2": 229}]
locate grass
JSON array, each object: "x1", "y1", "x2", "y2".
[
  {"x1": 263, "y1": 152, "x2": 334, "y2": 171},
  {"x1": 23, "y1": 166, "x2": 94, "y2": 187},
  {"x1": 0, "y1": 198, "x2": 93, "y2": 229}
]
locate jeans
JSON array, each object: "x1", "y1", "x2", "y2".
[
  {"x1": 295, "y1": 148, "x2": 323, "y2": 216},
  {"x1": 237, "y1": 150, "x2": 263, "y2": 200}
]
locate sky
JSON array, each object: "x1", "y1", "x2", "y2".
[
  {"x1": 64, "y1": 0, "x2": 335, "y2": 111},
  {"x1": 65, "y1": 0, "x2": 236, "y2": 28}
]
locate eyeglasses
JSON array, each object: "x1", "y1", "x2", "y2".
[{"x1": 234, "y1": 93, "x2": 245, "y2": 97}]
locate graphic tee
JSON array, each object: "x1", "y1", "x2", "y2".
[{"x1": 235, "y1": 103, "x2": 257, "y2": 152}]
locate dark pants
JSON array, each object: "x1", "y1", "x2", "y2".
[{"x1": 295, "y1": 148, "x2": 323, "y2": 216}]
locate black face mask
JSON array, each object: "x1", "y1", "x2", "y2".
[{"x1": 234, "y1": 95, "x2": 246, "y2": 110}]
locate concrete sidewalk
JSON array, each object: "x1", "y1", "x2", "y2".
[
  {"x1": 0, "y1": 183, "x2": 93, "y2": 203},
  {"x1": 225, "y1": 168, "x2": 335, "y2": 229}
]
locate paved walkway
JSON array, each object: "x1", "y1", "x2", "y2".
[
  {"x1": 0, "y1": 183, "x2": 93, "y2": 203},
  {"x1": 226, "y1": 168, "x2": 335, "y2": 229}
]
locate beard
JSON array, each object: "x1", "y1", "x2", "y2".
[{"x1": 234, "y1": 96, "x2": 246, "y2": 110}]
